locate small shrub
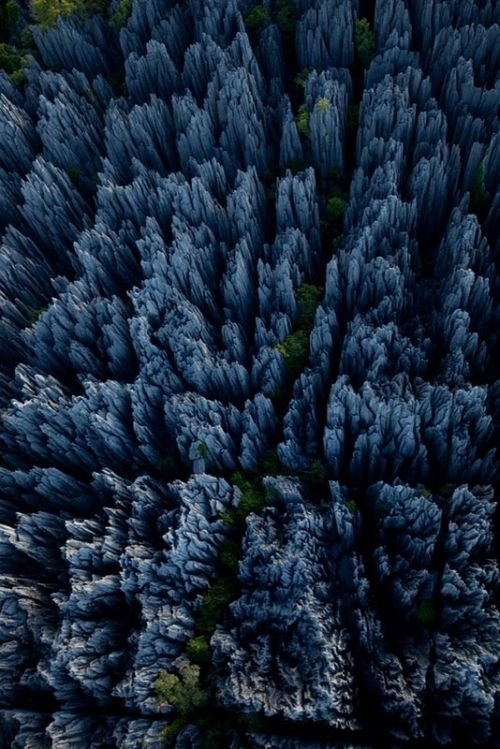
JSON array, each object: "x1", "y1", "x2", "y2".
[
  {"x1": 244, "y1": 4, "x2": 270, "y2": 35},
  {"x1": 258, "y1": 448, "x2": 285, "y2": 476},
  {"x1": 295, "y1": 104, "x2": 309, "y2": 136},
  {"x1": 416, "y1": 599, "x2": 438, "y2": 627},
  {"x1": 218, "y1": 538, "x2": 241, "y2": 575},
  {"x1": 155, "y1": 663, "x2": 208, "y2": 714},
  {"x1": 202, "y1": 725, "x2": 227, "y2": 749},
  {"x1": 224, "y1": 473, "x2": 266, "y2": 525},
  {"x1": 355, "y1": 18, "x2": 375, "y2": 67},
  {"x1": 302, "y1": 459, "x2": 329, "y2": 488},
  {"x1": 276, "y1": 0, "x2": 298, "y2": 33},
  {"x1": 154, "y1": 455, "x2": 177, "y2": 478},
  {"x1": 33, "y1": 0, "x2": 107, "y2": 28},
  {"x1": 29, "y1": 306, "x2": 48, "y2": 324},
  {"x1": 0, "y1": 42, "x2": 26, "y2": 77},
  {"x1": 263, "y1": 482, "x2": 279, "y2": 503},
  {"x1": 20, "y1": 26, "x2": 34, "y2": 48},
  {"x1": 297, "y1": 283, "x2": 323, "y2": 329},
  {"x1": 470, "y1": 161, "x2": 491, "y2": 221},
  {"x1": 5, "y1": 0, "x2": 22, "y2": 30},
  {"x1": 110, "y1": 0, "x2": 132, "y2": 29},
  {"x1": 276, "y1": 329, "x2": 309, "y2": 377},
  {"x1": 65, "y1": 165, "x2": 82, "y2": 184},
  {"x1": 7, "y1": 66, "x2": 26, "y2": 86},
  {"x1": 160, "y1": 716, "x2": 187, "y2": 742},
  {"x1": 294, "y1": 68, "x2": 311, "y2": 90},
  {"x1": 236, "y1": 485, "x2": 266, "y2": 521},
  {"x1": 229, "y1": 470, "x2": 251, "y2": 493},
  {"x1": 33, "y1": 0, "x2": 77, "y2": 27},
  {"x1": 326, "y1": 195, "x2": 347, "y2": 225},
  {"x1": 346, "y1": 498, "x2": 357, "y2": 512},
  {"x1": 347, "y1": 103, "x2": 359, "y2": 131},
  {"x1": 198, "y1": 442, "x2": 209, "y2": 459},
  {"x1": 316, "y1": 97, "x2": 331, "y2": 112},
  {"x1": 439, "y1": 483, "x2": 457, "y2": 496},
  {"x1": 186, "y1": 636, "x2": 212, "y2": 666},
  {"x1": 196, "y1": 579, "x2": 238, "y2": 634}
]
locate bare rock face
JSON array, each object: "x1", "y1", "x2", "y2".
[
  {"x1": 296, "y1": 0, "x2": 355, "y2": 70},
  {"x1": 212, "y1": 478, "x2": 359, "y2": 729}
]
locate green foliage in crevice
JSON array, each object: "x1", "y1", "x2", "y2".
[
  {"x1": 416, "y1": 599, "x2": 439, "y2": 628},
  {"x1": 155, "y1": 468, "x2": 276, "y2": 745},
  {"x1": 295, "y1": 103, "x2": 309, "y2": 136},
  {"x1": 29, "y1": 306, "x2": 48, "y2": 325},
  {"x1": 0, "y1": 41, "x2": 27, "y2": 84},
  {"x1": 32, "y1": 0, "x2": 108, "y2": 29},
  {"x1": 110, "y1": 0, "x2": 132, "y2": 29},
  {"x1": 244, "y1": 4, "x2": 271, "y2": 36},
  {"x1": 275, "y1": 283, "x2": 323, "y2": 377},
  {"x1": 156, "y1": 662, "x2": 209, "y2": 742},
  {"x1": 470, "y1": 161, "x2": 491, "y2": 222},
  {"x1": 355, "y1": 17, "x2": 375, "y2": 67},
  {"x1": 276, "y1": 0, "x2": 298, "y2": 35}
]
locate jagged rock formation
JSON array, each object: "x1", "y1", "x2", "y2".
[{"x1": 0, "y1": 0, "x2": 498, "y2": 747}]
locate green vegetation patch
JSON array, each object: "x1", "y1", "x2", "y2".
[
  {"x1": 470, "y1": 161, "x2": 491, "y2": 222},
  {"x1": 355, "y1": 17, "x2": 375, "y2": 67},
  {"x1": 195, "y1": 579, "x2": 239, "y2": 636},
  {"x1": 316, "y1": 96, "x2": 331, "y2": 112},
  {"x1": 301, "y1": 459, "x2": 329, "y2": 487},
  {"x1": 218, "y1": 537, "x2": 241, "y2": 575},
  {"x1": 0, "y1": 42, "x2": 27, "y2": 84},
  {"x1": 5, "y1": 0, "x2": 21, "y2": 29},
  {"x1": 294, "y1": 68, "x2": 311, "y2": 90},
  {"x1": 297, "y1": 283, "x2": 323, "y2": 329},
  {"x1": 244, "y1": 4, "x2": 271, "y2": 35},
  {"x1": 325, "y1": 194, "x2": 348, "y2": 225},
  {"x1": 275, "y1": 284, "x2": 323, "y2": 377},
  {"x1": 416, "y1": 599, "x2": 438, "y2": 627},
  {"x1": 295, "y1": 103, "x2": 309, "y2": 136},
  {"x1": 276, "y1": 0, "x2": 298, "y2": 33},
  {"x1": 33, "y1": 0, "x2": 108, "y2": 29},
  {"x1": 156, "y1": 664, "x2": 208, "y2": 712},
  {"x1": 277, "y1": 329, "x2": 309, "y2": 378},
  {"x1": 110, "y1": 0, "x2": 132, "y2": 29},
  {"x1": 185, "y1": 635, "x2": 212, "y2": 666},
  {"x1": 156, "y1": 662, "x2": 209, "y2": 742},
  {"x1": 223, "y1": 474, "x2": 266, "y2": 526},
  {"x1": 29, "y1": 306, "x2": 48, "y2": 324}
]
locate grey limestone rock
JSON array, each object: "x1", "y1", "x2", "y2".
[
  {"x1": 33, "y1": 17, "x2": 113, "y2": 79},
  {"x1": 279, "y1": 98, "x2": 304, "y2": 172},
  {"x1": 213, "y1": 478, "x2": 358, "y2": 729},
  {"x1": 104, "y1": 96, "x2": 177, "y2": 184},
  {"x1": 296, "y1": 0, "x2": 355, "y2": 70},
  {"x1": 164, "y1": 393, "x2": 242, "y2": 472},
  {"x1": 278, "y1": 370, "x2": 324, "y2": 470},
  {"x1": 276, "y1": 168, "x2": 321, "y2": 255},
  {"x1": 309, "y1": 80, "x2": 348, "y2": 179},
  {"x1": 0, "y1": 94, "x2": 38, "y2": 173},
  {"x1": 239, "y1": 393, "x2": 278, "y2": 471},
  {"x1": 37, "y1": 77, "x2": 104, "y2": 178},
  {"x1": 20, "y1": 158, "x2": 89, "y2": 269},
  {"x1": 125, "y1": 40, "x2": 181, "y2": 105}
]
